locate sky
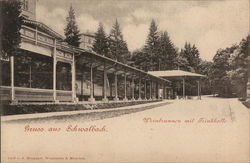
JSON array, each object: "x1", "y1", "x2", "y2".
[{"x1": 36, "y1": 0, "x2": 249, "y2": 61}]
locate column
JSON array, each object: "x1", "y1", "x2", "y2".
[
  {"x1": 144, "y1": 80, "x2": 147, "y2": 100},
  {"x1": 197, "y1": 80, "x2": 199, "y2": 100},
  {"x1": 53, "y1": 39, "x2": 58, "y2": 103},
  {"x1": 80, "y1": 66, "x2": 84, "y2": 100},
  {"x1": 155, "y1": 82, "x2": 157, "y2": 99},
  {"x1": 123, "y1": 73, "x2": 128, "y2": 101},
  {"x1": 138, "y1": 78, "x2": 142, "y2": 100},
  {"x1": 88, "y1": 64, "x2": 95, "y2": 102},
  {"x1": 163, "y1": 84, "x2": 166, "y2": 99},
  {"x1": 110, "y1": 75, "x2": 113, "y2": 99},
  {"x1": 166, "y1": 87, "x2": 169, "y2": 99},
  {"x1": 149, "y1": 80, "x2": 152, "y2": 100},
  {"x1": 152, "y1": 81, "x2": 156, "y2": 100},
  {"x1": 247, "y1": 78, "x2": 250, "y2": 101},
  {"x1": 182, "y1": 77, "x2": 186, "y2": 99},
  {"x1": 131, "y1": 77, "x2": 135, "y2": 100},
  {"x1": 71, "y1": 54, "x2": 77, "y2": 103},
  {"x1": 102, "y1": 63, "x2": 108, "y2": 102},
  {"x1": 156, "y1": 82, "x2": 159, "y2": 99},
  {"x1": 247, "y1": 58, "x2": 250, "y2": 101},
  {"x1": 10, "y1": 56, "x2": 16, "y2": 103},
  {"x1": 114, "y1": 73, "x2": 119, "y2": 101}
]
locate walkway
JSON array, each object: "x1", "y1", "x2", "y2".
[{"x1": 1, "y1": 97, "x2": 249, "y2": 163}]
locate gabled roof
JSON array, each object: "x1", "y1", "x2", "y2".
[
  {"x1": 148, "y1": 70, "x2": 206, "y2": 78},
  {"x1": 23, "y1": 18, "x2": 64, "y2": 40}
]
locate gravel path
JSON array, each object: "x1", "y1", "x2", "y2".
[{"x1": 1, "y1": 97, "x2": 249, "y2": 163}]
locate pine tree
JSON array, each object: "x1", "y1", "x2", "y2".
[
  {"x1": 174, "y1": 52, "x2": 189, "y2": 70},
  {"x1": 64, "y1": 6, "x2": 80, "y2": 47},
  {"x1": 180, "y1": 42, "x2": 201, "y2": 72},
  {"x1": 145, "y1": 19, "x2": 159, "y2": 51},
  {"x1": 92, "y1": 22, "x2": 109, "y2": 56},
  {"x1": 191, "y1": 44, "x2": 201, "y2": 71},
  {"x1": 108, "y1": 19, "x2": 129, "y2": 63},
  {"x1": 158, "y1": 31, "x2": 177, "y2": 70},
  {"x1": 132, "y1": 20, "x2": 179, "y2": 71},
  {"x1": 1, "y1": 0, "x2": 23, "y2": 58},
  {"x1": 143, "y1": 19, "x2": 159, "y2": 71}
]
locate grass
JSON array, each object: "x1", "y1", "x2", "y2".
[
  {"x1": 4, "y1": 102, "x2": 171, "y2": 124},
  {"x1": 1, "y1": 100, "x2": 162, "y2": 116}
]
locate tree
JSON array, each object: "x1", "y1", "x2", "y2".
[
  {"x1": 157, "y1": 31, "x2": 177, "y2": 70},
  {"x1": 208, "y1": 35, "x2": 250, "y2": 98},
  {"x1": 108, "y1": 19, "x2": 129, "y2": 63},
  {"x1": 92, "y1": 22, "x2": 109, "y2": 56},
  {"x1": 130, "y1": 49, "x2": 149, "y2": 70},
  {"x1": 131, "y1": 20, "x2": 179, "y2": 71},
  {"x1": 179, "y1": 42, "x2": 201, "y2": 72},
  {"x1": 197, "y1": 60, "x2": 213, "y2": 95},
  {"x1": 1, "y1": 0, "x2": 23, "y2": 58},
  {"x1": 174, "y1": 53, "x2": 189, "y2": 70},
  {"x1": 143, "y1": 19, "x2": 159, "y2": 71},
  {"x1": 210, "y1": 45, "x2": 238, "y2": 97},
  {"x1": 227, "y1": 35, "x2": 250, "y2": 98},
  {"x1": 64, "y1": 5, "x2": 80, "y2": 47}
]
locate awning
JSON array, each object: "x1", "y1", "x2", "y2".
[{"x1": 148, "y1": 70, "x2": 206, "y2": 79}]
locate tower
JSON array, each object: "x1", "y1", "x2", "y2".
[{"x1": 21, "y1": 0, "x2": 36, "y2": 21}]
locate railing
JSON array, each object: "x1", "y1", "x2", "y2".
[
  {"x1": 0, "y1": 86, "x2": 72, "y2": 102},
  {"x1": 56, "y1": 90, "x2": 72, "y2": 101},
  {"x1": 0, "y1": 86, "x2": 11, "y2": 101},
  {"x1": 15, "y1": 87, "x2": 54, "y2": 101}
]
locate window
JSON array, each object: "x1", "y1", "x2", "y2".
[{"x1": 14, "y1": 52, "x2": 53, "y2": 89}]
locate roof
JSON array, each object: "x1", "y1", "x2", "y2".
[
  {"x1": 23, "y1": 18, "x2": 64, "y2": 40},
  {"x1": 21, "y1": 19, "x2": 170, "y2": 84},
  {"x1": 79, "y1": 32, "x2": 95, "y2": 38},
  {"x1": 148, "y1": 70, "x2": 206, "y2": 78},
  {"x1": 77, "y1": 49, "x2": 171, "y2": 83}
]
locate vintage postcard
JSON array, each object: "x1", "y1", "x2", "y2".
[{"x1": 1, "y1": 0, "x2": 249, "y2": 162}]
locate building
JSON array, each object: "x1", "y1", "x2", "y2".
[
  {"x1": 21, "y1": 0, "x2": 36, "y2": 21},
  {"x1": 79, "y1": 32, "x2": 95, "y2": 52},
  {"x1": 0, "y1": 0, "x2": 171, "y2": 104}
]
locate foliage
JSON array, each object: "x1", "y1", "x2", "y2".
[
  {"x1": 143, "y1": 19, "x2": 160, "y2": 71},
  {"x1": 157, "y1": 32, "x2": 178, "y2": 70},
  {"x1": 209, "y1": 35, "x2": 250, "y2": 98},
  {"x1": 174, "y1": 54, "x2": 189, "y2": 70},
  {"x1": 131, "y1": 20, "x2": 178, "y2": 71},
  {"x1": 64, "y1": 6, "x2": 80, "y2": 47},
  {"x1": 108, "y1": 19, "x2": 130, "y2": 63},
  {"x1": 92, "y1": 22, "x2": 109, "y2": 56},
  {"x1": 130, "y1": 50, "x2": 148, "y2": 70},
  {"x1": 197, "y1": 60, "x2": 213, "y2": 95},
  {"x1": 1, "y1": 0, "x2": 23, "y2": 58},
  {"x1": 179, "y1": 42, "x2": 201, "y2": 72}
]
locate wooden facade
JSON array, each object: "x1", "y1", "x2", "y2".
[{"x1": 0, "y1": 18, "x2": 171, "y2": 104}]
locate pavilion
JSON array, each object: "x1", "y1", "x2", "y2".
[
  {"x1": 0, "y1": 0, "x2": 173, "y2": 105},
  {"x1": 148, "y1": 70, "x2": 206, "y2": 99},
  {"x1": 0, "y1": 18, "x2": 171, "y2": 104}
]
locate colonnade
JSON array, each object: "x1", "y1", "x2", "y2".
[{"x1": 85, "y1": 64, "x2": 169, "y2": 102}]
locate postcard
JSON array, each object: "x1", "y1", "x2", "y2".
[{"x1": 1, "y1": 0, "x2": 249, "y2": 162}]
